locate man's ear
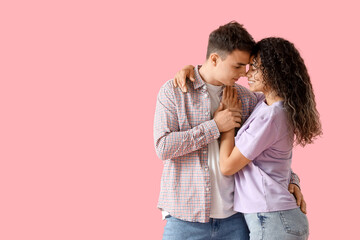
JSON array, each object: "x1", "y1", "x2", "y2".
[{"x1": 210, "y1": 53, "x2": 220, "y2": 66}]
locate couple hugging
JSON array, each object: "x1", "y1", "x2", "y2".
[{"x1": 154, "y1": 21, "x2": 322, "y2": 240}]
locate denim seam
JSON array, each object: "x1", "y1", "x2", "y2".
[{"x1": 279, "y1": 211, "x2": 307, "y2": 236}]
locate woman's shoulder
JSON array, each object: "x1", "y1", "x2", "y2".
[
  {"x1": 254, "y1": 100, "x2": 286, "y2": 122},
  {"x1": 267, "y1": 103, "x2": 289, "y2": 132}
]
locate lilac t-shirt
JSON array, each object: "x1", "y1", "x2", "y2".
[{"x1": 234, "y1": 93, "x2": 298, "y2": 213}]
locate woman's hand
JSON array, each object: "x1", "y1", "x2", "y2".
[
  {"x1": 222, "y1": 86, "x2": 242, "y2": 113},
  {"x1": 173, "y1": 65, "x2": 195, "y2": 92}
]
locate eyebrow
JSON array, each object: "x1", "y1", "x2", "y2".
[{"x1": 235, "y1": 62, "x2": 248, "y2": 66}]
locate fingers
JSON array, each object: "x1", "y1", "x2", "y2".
[
  {"x1": 288, "y1": 184, "x2": 301, "y2": 204},
  {"x1": 228, "y1": 86, "x2": 232, "y2": 99},
  {"x1": 215, "y1": 102, "x2": 224, "y2": 114},
  {"x1": 180, "y1": 71, "x2": 188, "y2": 92},
  {"x1": 300, "y1": 200, "x2": 307, "y2": 214},
  {"x1": 174, "y1": 65, "x2": 195, "y2": 92},
  {"x1": 234, "y1": 117, "x2": 242, "y2": 123},
  {"x1": 295, "y1": 190, "x2": 302, "y2": 206},
  {"x1": 174, "y1": 78, "x2": 187, "y2": 92},
  {"x1": 228, "y1": 111, "x2": 241, "y2": 117},
  {"x1": 223, "y1": 86, "x2": 228, "y2": 100},
  {"x1": 288, "y1": 184, "x2": 307, "y2": 214},
  {"x1": 233, "y1": 88, "x2": 238, "y2": 104},
  {"x1": 233, "y1": 87, "x2": 237, "y2": 97},
  {"x1": 288, "y1": 184, "x2": 295, "y2": 193},
  {"x1": 189, "y1": 68, "x2": 195, "y2": 82},
  {"x1": 180, "y1": 71, "x2": 187, "y2": 87},
  {"x1": 173, "y1": 71, "x2": 185, "y2": 90},
  {"x1": 232, "y1": 90, "x2": 237, "y2": 106},
  {"x1": 291, "y1": 185, "x2": 302, "y2": 206},
  {"x1": 228, "y1": 108, "x2": 241, "y2": 113}
]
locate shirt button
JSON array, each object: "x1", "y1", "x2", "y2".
[
  {"x1": 204, "y1": 167, "x2": 209, "y2": 171},
  {"x1": 205, "y1": 111, "x2": 209, "y2": 116},
  {"x1": 206, "y1": 187, "x2": 210, "y2": 192}
]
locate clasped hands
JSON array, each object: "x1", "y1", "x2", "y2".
[{"x1": 214, "y1": 86, "x2": 242, "y2": 133}]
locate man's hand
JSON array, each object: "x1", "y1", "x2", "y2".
[
  {"x1": 289, "y1": 184, "x2": 307, "y2": 214},
  {"x1": 213, "y1": 103, "x2": 242, "y2": 132},
  {"x1": 173, "y1": 65, "x2": 195, "y2": 92}
]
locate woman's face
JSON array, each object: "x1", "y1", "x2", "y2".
[{"x1": 247, "y1": 56, "x2": 266, "y2": 93}]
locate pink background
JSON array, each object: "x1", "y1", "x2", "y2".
[{"x1": 1, "y1": 0, "x2": 358, "y2": 239}]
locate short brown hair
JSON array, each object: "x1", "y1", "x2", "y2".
[{"x1": 206, "y1": 21, "x2": 255, "y2": 59}]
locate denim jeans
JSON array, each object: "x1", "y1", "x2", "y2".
[
  {"x1": 163, "y1": 212, "x2": 249, "y2": 240},
  {"x1": 244, "y1": 208, "x2": 309, "y2": 240}
]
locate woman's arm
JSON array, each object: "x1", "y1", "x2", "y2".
[
  {"x1": 219, "y1": 129, "x2": 250, "y2": 176},
  {"x1": 219, "y1": 86, "x2": 250, "y2": 175}
]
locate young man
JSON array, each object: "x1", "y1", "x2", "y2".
[{"x1": 154, "y1": 22, "x2": 304, "y2": 240}]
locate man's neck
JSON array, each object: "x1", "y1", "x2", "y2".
[{"x1": 199, "y1": 63, "x2": 223, "y2": 86}]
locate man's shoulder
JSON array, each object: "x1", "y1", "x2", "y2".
[
  {"x1": 158, "y1": 79, "x2": 195, "y2": 101},
  {"x1": 234, "y1": 83, "x2": 250, "y2": 92},
  {"x1": 234, "y1": 83, "x2": 256, "y2": 98},
  {"x1": 159, "y1": 79, "x2": 175, "y2": 91},
  {"x1": 157, "y1": 79, "x2": 179, "y2": 96},
  {"x1": 159, "y1": 79, "x2": 197, "y2": 96}
]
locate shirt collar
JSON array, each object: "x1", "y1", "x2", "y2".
[{"x1": 193, "y1": 65, "x2": 207, "y2": 90}]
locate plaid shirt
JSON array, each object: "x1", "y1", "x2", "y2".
[{"x1": 154, "y1": 66, "x2": 300, "y2": 223}]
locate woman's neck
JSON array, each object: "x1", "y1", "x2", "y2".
[{"x1": 264, "y1": 91, "x2": 284, "y2": 106}]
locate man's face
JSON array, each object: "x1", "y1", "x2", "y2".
[{"x1": 214, "y1": 50, "x2": 250, "y2": 86}]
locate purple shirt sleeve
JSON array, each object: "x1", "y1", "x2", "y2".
[{"x1": 235, "y1": 112, "x2": 278, "y2": 161}]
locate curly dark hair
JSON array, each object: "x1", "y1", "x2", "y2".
[
  {"x1": 251, "y1": 37, "x2": 322, "y2": 146},
  {"x1": 206, "y1": 21, "x2": 255, "y2": 59}
]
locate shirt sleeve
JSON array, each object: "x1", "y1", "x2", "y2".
[
  {"x1": 290, "y1": 170, "x2": 301, "y2": 188},
  {"x1": 235, "y1": 113, "x2": 279, "y2": 161},
  {"x1": 153, "y1": 83, "x2": 220, "y2": 160}
]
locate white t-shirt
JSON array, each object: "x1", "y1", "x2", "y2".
[{"x1": 205, "y1": 83, "x2": 237, "y2": 219}]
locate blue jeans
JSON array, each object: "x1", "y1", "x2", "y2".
[
  {"x1": 244, "y1": 208, "x2": 309, "y2": 240},
  {"x1": 163, "y1": 213, "x2": 249, "y2": 240}
]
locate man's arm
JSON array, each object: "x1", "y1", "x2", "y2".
[
  {"x1": 290, "y1": 170, "x2": 300, "y2": 187},
  {"x1": 154, "y1": 84, "x2": 241, "y2": 160},
  {"x1": 154, "y1": 84, "x2": 219, "y2": 160},
  {"x1": 289, "y1": 171, "x2": 307, "y2": 214}
]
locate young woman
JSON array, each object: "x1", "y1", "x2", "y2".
[{"x1": 218, "y1": 37, "x2": 322, "y2": 239}]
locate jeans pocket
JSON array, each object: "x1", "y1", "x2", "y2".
[{"x1": 279, "y1": 209, "x2": 309, "y2": 236}]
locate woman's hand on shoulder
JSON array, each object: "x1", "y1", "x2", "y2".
[{"x1": 173, "y1": 65, "x2": 195, "y2": 92}]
